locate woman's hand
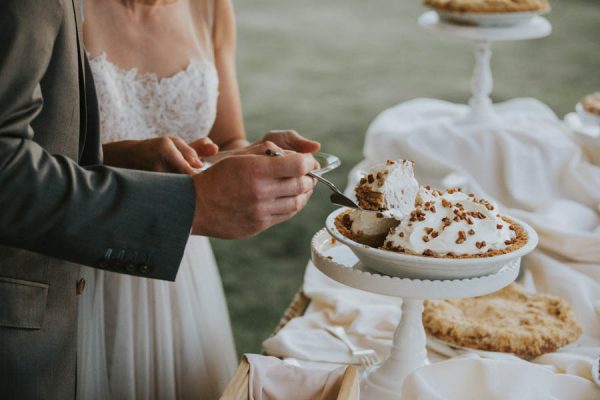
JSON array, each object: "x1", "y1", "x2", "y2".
[
  {"x1": 103, "y1": 136, "x2": 219, "y2": 174},
  {"x1": 206, "y1": 130, "x2": 321, "y2": 165},
  {"x1": 260, "y1": 130, "x2": 320, "y2": 153}
]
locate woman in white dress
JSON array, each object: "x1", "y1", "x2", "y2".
[{"x1": 77, "y1": 1, "x2": 319, "y2": 399}]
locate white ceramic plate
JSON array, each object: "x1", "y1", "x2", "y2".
[
  {"x1": 325, "y1": 208, "x2": 538, "y2": 280},
  {"x1": 436, "y1": 10, "x2": 547, "y2": 27},
  {"x1": 313, "y1": 152, "x2": 341, "y2": 175}
]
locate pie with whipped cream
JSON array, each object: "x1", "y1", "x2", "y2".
[
  {"x1": 336, "y1": 160, "x2": 528, "y2": 258},
  {"x1": 582, "y1": 92, "x2": 600, "y2": 116},
  {"x1": 423, "y1": 283, "x2": 582, "y2": 357},
  {"x1": 424, "y1": 0, "x2": 550, "y2": 13}
]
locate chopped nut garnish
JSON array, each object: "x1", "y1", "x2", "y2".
[
  {"x1": 424, "y1": 227, "x2": 434, "y2": 234},
  {"x1": 496, "y1": 224, "x2": 503, "y2": 229},
  {"x1": 342, "y1": 214, "x2": 353, "y2": 229},
  {"x1": 422, "y1": 236, "x2": 430, "y2": 243},
  {"x1": 376, "y1": 212, "x2": 384, "y2": 218},
  {"x1": 367, "y1": 174, "x2": 374, "y2": 184},
  {"x1": 456, "y1": 230, "x2": 467, "y2": 244},
  {"x1": 399, "y1": 232, "x2": 404, "y2": 237},
  {"x1": 431, "y1": 231, "x2": 439, "y2": 238},
  {"x1": 441, "y1": 198, "x2": 452, "y2": 208},
  {"x1": 430, "y1": 205, "x2": 437, "y2": 213},
  {"x1": 423, "y1": 249, "x2": 434, "y2": 256},
  {"x1": 468, "y1": 229, "x2": 475, "y2": 235},
  {"x1": 386, "y1": 160, "x2": 395, "y2": 165}
]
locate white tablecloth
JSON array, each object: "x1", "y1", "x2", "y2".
[{"x1": 263, "y1": 98, "x2": 600, "y2": 399}]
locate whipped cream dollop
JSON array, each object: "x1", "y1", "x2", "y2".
[
  {"x1": 384, "y1": 187, "x2": 517, "y2": 256},
  {"x1": 355, "y1": 160, "x2": 419, "y2": 219}
]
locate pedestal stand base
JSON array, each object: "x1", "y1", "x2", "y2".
[{"x1": 361, "y1": 299, "x2": 428, "y2": 400}]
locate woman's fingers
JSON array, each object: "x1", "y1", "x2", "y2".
[
  {"x1": 172, "y1": 137, "x2": 204, "y2": 168},
  {"x1": 263, "y1": 130, "x2": 321, "y2": 153},
  {"x1": 189, "y1": 137, "x2": 219, "y2": 158},
  {"x1": 163, "y1": 138, "x2": 197, "y2": 174}
]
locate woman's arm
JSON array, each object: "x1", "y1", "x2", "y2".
[
  {"x1": 208, "y1": 0, "x2": 248, "y2": 151},
  {"x1": 205, "y1": 0, "x2": 319, "y2": 162}
]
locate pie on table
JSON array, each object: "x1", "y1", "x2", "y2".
[
  {"x1": 424, "y1": 0, "x2": 550, "y2": 13},
  {"x1": 336, "y1": 160, "x2": 528, "y2": 258},
  {"x1": 423, "y1": 283, "x2": 582, "y2": 357}
]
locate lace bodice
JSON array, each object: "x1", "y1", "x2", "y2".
[{"x1": 89, "y1": 53, "x2": 219, "y2": 144}]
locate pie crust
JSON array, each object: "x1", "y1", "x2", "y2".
[
  {"x1": 424, "y1": 0, "x2": 550, "y2": 13},
  {"x1": 423, "y1": 283, "x2": 582, "y2": 357},
  {"x1": 582, "y1": 92, "x2": 600, "y2": 116}
]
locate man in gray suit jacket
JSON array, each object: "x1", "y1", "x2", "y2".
[{"x1": 0, "y1": 0, "x2": 318, "y2": 398}]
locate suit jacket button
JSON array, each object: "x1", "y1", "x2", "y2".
[
  {"x1": 76, "y1": 278, "x2": 86, "y2": 295},
  {"x1": 98, "y1": 260, "x2": 109, "y2": 269},
  {"x1": 139, "y1": 264, "x2": 152, "y2": 274},
  {"x1": 125, "y1": 263, "x2": 137, "y2": 273}
]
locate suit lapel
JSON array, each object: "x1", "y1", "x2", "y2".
[{"x1": 70, "y1": 0, "x2": 88, "y2": 161}]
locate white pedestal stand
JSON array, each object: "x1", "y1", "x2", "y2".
[
  {"x1": 418, "y1": 11, "x2": 551, "y2": 124},
  {"x1": 311, "y1": 229, "x2": 521, "y2": 400}
]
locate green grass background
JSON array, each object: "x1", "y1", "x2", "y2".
[{"x1": 211, "y1": 0, "x2": 600, "y2": 356}]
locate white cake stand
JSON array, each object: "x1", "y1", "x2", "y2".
[
  {"x1": 311, "y1": 228, "x2": 521, "y2": 400},
  {"x1": 418, "y1": 11, "x2": 551, "y2": 124}
]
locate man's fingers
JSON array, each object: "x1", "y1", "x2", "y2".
[
  {"x1": 268, "y1": 190, "x2": 313, "y2": 216},
  {"x1": 189, "y1": 137, "x2": 219, "y2": 158},
  {"x1": 263, "y1": 176, "x2": 315, "y2": 198},
  {"x1": 263, "y1": 153, "x2": 317, "y2": 178}
]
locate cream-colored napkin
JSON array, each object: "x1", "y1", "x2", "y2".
[
  {"x1": 245, "y1": 354, "x2": 353, "y2": 400},
  {"x1": 264, "y1": 98, "x2": 600, "y2": 397},
  {"x1": 401, "y1": 355, "x2": 599, "y2": 400}
]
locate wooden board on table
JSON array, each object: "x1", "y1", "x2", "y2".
[
  {"x1": 219, "y1": 358, "x2": 360, "y2": 400},
  {"x1": 221, "y1": 290, "x2": 360, "y2": 399}
]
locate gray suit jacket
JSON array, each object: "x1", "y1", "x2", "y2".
[{"x1": 0, "y1": 1, "x2": 197, "y2": 398}]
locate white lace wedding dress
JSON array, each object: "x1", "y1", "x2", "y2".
[{"x1": 77, "y1": 52, "x2": 237, "y2": 400}]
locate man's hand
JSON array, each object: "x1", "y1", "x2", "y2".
[
  {"x1": 103, "y1": 136, "x2": 219, "y2": 174},
  {"x1": 191, "y1": 143, "x2": 317, "y2": 238}
]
